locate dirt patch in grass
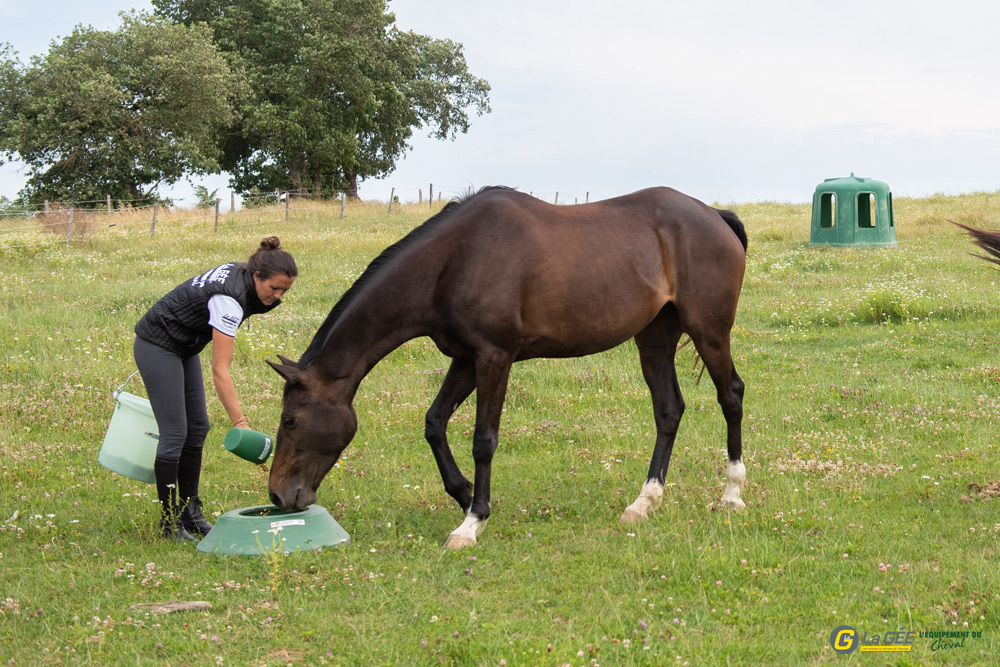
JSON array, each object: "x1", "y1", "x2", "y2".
[
  {"x1": 267, "y1": 648, "x2": 305, "y2": 662},
  {"x1": 960, "y1": 481, "x2": 1000, "y2": 503}
]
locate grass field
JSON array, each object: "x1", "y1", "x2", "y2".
[{"x1": 3, "y1": 190, "x2": 1000, "y2": 665}]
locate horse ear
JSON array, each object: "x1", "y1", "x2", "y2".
[
  {"x1": 267, "y1": 358, "x2": 304, "y2": 385},
  {"x1": 277, "y1": 354, "x2": 299, "y2": 368}
]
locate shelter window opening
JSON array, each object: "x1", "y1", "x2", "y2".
[
  {"x1": 820, "y1": 193, "x2": 836, "y2": 228},
  {"x1": 857, "y1": 192, "x2": 876, "y2": 228}
]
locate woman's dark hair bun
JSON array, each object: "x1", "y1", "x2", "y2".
[
  {"x1": 260, "y1": 236, "x2": 282, "y2": 251},
  {"x1": 247, "y1": 236, "x2": 298, "y2": 279}
]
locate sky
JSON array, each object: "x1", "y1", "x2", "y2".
[{"x1": 2, "y1": 0, "x2": 1000, "y2": 208}]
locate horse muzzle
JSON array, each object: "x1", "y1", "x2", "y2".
[{"x1": 269, "y1": 484, "x2": 316, "y2": 511}]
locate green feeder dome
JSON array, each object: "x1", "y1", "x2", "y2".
[
  {"x1": 196, "y1": 505, "x2": 349, "y2": 556},
  {"x1": 810, "y1": 173, "x2": 897, "y2": 247}
]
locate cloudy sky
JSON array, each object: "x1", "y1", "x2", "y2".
[{"x1": 2, "y1": 0, "x2": 1000, "y2": 207}]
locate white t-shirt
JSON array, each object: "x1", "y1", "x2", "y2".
[{"x1": 207, "y1": 294, "x2": 244, "y2": 337}]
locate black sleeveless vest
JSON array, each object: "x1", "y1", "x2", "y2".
[{"x1": 135, "y1": 263, "x2": 280, "y2": 358}]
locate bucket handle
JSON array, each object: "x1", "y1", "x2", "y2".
[{"x1": 114, "y1": 370, "x2": 142, "y2": 401}]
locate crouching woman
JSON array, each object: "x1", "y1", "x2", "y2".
[{"x1": 133, "y1": 237, "x2": 298, "y2": 541}]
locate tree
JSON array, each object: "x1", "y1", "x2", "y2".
[
  {"x1": 192, "y1": 184, "x2": 220, "y2": 208},
  {"x1": 152, "y1": 0, "x2": 490, "y2": 197},
  {"x1": 0, "y1": 44, "x2": 24, "y2": 169},
  {"x1": 0, "y1": 12, "x2": 238, "y2": 206}
]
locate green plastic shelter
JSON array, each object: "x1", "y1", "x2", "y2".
[{"x1": 810, "y1": 173, "x2": 897, "y2": 247}]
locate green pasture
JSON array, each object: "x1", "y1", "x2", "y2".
[{"x1": 2, "y1": 192, "x2": 1000, "y2": 665}]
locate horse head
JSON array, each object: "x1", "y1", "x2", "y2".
[{"x1": 266, "y1": 355, "x2": 357, "y2": 510}]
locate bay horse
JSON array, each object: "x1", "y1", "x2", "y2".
[{"x1": 267, "y1": 186, "x2": 749, "y2": 548}]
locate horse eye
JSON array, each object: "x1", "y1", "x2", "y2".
[{"x1": 282, "y1": 416, "x2": 297, "y2": 429}]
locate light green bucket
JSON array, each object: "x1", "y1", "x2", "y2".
[{"x1": 98, "y1": 372, "x2": 158, "y2": 484}]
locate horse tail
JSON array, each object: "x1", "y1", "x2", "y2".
[
  {"x1": 951, "y1": 220, "x2": 1000, "y2": 268},
  {"x1": 715, "y1": 208, "x2": 748, "y2": 253}
]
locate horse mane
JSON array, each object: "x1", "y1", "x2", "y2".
[
  {"x1": 714, "y1": 208, "x2": 748, "y2": 252},
  {"x1": 297, "y1": 186, "x2": 516, "y2": 369},
  {"x1": 951, "y1": 220, "x2": 1000, "y2": 268}
]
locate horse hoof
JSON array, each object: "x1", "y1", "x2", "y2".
[
  {"x1": 443, "y1": 534, "x2": 476, "y2": 549},
  {"x1": 720, "y1": 497, "x2": 746, "y2": 510},
  {"x1": 619, "y1": 508, "x2": 647, "y2": 523}
]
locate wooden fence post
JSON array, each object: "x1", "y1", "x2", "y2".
[
  {"x1": 150, "y1": 204, "x2": 158, "y2": 236},
  {"x1": 214, "y1": 199, "x2": 221, "y2": 232},
  {"x1": 340, "y1": 192, "x2": 346, "y2": 219},
  {"x1": 419, "y1": 189, "x2": 423, "y2": 205},
  {"x1": 555, "y1": 192, "x2": 559, "y2": 205},
  {"x1": 387, "y1": 188, "x2": 395, "y2": 214},
  {"x1": 65, "y1": 209, "x2": 73, "y2": 247},
  {"x1": 284, "y1": 194, "x2": 289, "y2": 223},
  {"x1": 107, "y1": 194, "x2": 112, "y2": 213},
  {"x1": 429, "y1": 184, "x2": 433, "y2": 208}
]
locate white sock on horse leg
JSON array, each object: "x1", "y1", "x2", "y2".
[
  {"x1": 721, "y1": 459, "x2": 746, "y2": 508},
  {"x1": 620, "y1": 479, "x2": 664, "y2": 522},
  {"x1": 444, "y1": 511, "x2": 488, "y2": 548}
]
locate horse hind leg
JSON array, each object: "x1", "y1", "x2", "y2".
[
  {"x1": 718, "y1": 365, "x2": 746, "y2": 507},
  {"x1": 693, "y1": 333, "x2": 746, "y2": 509},
  {"x1": 621, "y1": 309, "x2": 684, "y2": 523}
]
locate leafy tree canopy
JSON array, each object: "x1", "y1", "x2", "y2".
[
  {"x1": 152, "y1": 0, "x2": 491, "y2": 197},
  {"x1": 0, "y1": 12, "x2": 238, "y2": 206}
]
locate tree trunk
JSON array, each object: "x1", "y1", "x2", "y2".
[
  {"x1": 345, "y1": 173, "x2": 361, "y2": 201},
  {"x1": 289, "y1": 161, "x2": 304, "y2": 190}
]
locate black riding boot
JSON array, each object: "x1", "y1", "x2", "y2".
[
  {"x1": 177, "y1": 446, "x2": 213, "y2": 535},
  {"x1": 160, "y1": 507, "x2": 197, "y2": 542},
  {"x1": 155, "y1": 456, "x2": 196, "y2": 542},
  {"x1": 180, "y1": 496, "x2": 213, "y2": 536}
]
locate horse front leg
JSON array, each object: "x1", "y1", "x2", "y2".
[
  {"x1": 425, "y1": 357, "x2": 476, "y2": 512},
  {"x1": 443, "y1": 349, "x2": 512, "y2": 549}
]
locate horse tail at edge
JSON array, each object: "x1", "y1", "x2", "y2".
[
  {"x1": 715, "y1": 208, "x2": 748, "y2": 253},
  {"x1": 951, "y1": 220, "x2": 1000, "y2": 269}
]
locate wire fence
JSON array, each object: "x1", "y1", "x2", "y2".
[
  {"x1": 0, "y1": 185, "x2": 600, "y2": 252},
  {"x1": 0, "y1": 193, "x2": 396, "y2": 252},
  {"x1": 0, "y1": 189, "x2": 294, "y2": 218},
  {"x1": 0, "y1": 183, "x2": 597, "y2": 215},
  {"x1": 0, "y1": 184, "x2": 439, "y2": 216}
]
